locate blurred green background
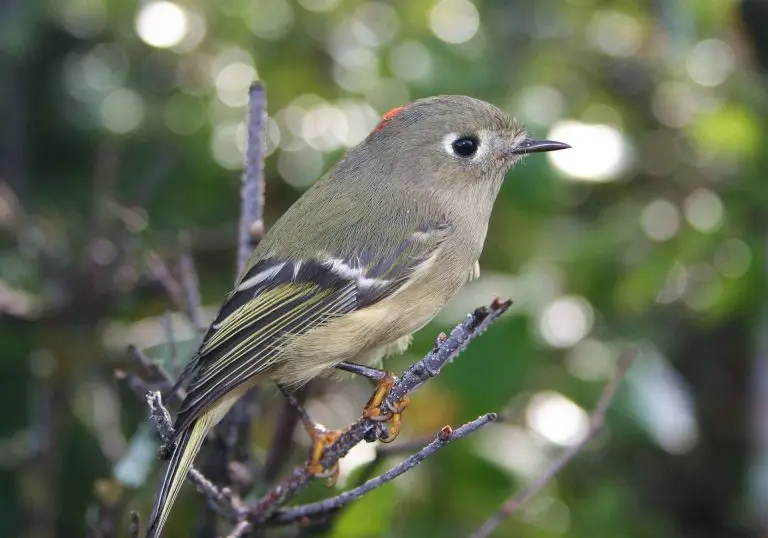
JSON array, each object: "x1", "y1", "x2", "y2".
[{"x1": 2, "y1": 0, "x2": 768, "y2": 536}]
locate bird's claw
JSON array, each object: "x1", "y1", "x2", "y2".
[
  {"x1": 305, "y1": 423, "x2": 342, "y2": 486},
  {"x1": 363, "y1": 373, "x2": 410, "y2": 443}
]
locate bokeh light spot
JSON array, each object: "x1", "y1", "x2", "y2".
[
  {"x1": 565, "y1": 339, "x2": 617, "y2": 381},
  {"x1": 714, "y1": 239, "x2": 751, "y2": 278},
  {"x1": 100, "y1": 88, "x2": 144, "y2": 133},
  {"x1": 215, "y1": 62, "x2": 257, "y2": 108},
  {"x1": 683, "y1": 188, "x2": 723, "y2": 233},
  {"x1": 56, "y1": 0, "x2": 107, "y2": 39},
  {"x1": 538, "y1": 296, "x2": 594, "y2": 348},
  {"x1": 687, "y1": 39, "x2": 736, "y2": 87},
  {"x1": 429, "y1": 0, "x2": 480, "y2": 44},
  {"x1": 640, "y1": 199, "x2": 680, "y2": 242},
  {"x1": 278, "y1": 148, "x2": 325, "y2": 188},
  {"x1": 211, "y1": 121, "x2": 245, "y2": 169},
  {"x1": 588, "y1": 11, "x2": 642, "y2": 58},
  {"x1": 135, "y1": 1, "x2": 188, "y2": 49},
  {"x1": 389, "y1": 41, "x2": 432, "y2": 82},
  {"x1": 628, "y1": 347, "x2": 699, "y2": 454},
  {"x1": 246, "y1": 0, "x2": 294, "y2": 40},
  {"x1": 352, "y1": 2, "x2": 399, "y2": 48},
  {"x1": 526, "y1": 391, "x2": 589, "y2": 446},
  {"x1": 547, "y1": 121, "x2": 630, "y2": 182},
  {"x1": 514, "y1": 86, "x2": 564, "y2": 127}
]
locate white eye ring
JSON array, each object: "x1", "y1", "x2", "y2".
[{"x1": 442, "y1": 132, "x2": 488, "y2": 161}]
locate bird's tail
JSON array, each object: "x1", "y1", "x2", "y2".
[{"x1": 145, "y1": 414, "x2": 213, "y2": 538}]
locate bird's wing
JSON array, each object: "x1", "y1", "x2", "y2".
[{"x1": 170, "y1": 221, "x2": 452, "y2": 438}]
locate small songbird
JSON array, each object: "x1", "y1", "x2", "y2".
[{"x1": 145, "y1": 95, "x2": 569, "y2": 537}]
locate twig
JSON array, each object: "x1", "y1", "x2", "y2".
[
  {"x1": 145, "y1": 391, "x2": 175, "y2": 448},
  {"x1": 385, "y1": 298, "x2": 512, "y2": 407},
  {"x1": 144, "y1": 251, "x2": 187, "y2": 314},
  {"x1": 247, "y1": 298, "x2": 512, "y2": 524},
  {"x1": 237, "y1": 82, "x2": 267, "y2": 274},
  {"x1": 348, "y1": 435, "x2": 437, "y2": 489},
  {"x1": 270, "y1": 414, "x2": 497, "y2": 525},
  {"x1": 120, "y1": 345, "x2": 180, "y2": 404},
  {"x1": 468, "y1": 351, "x2": 637, "y2": 538},
  {"x1": 145, "y1": 391, "x2": 240, "y2": 520}
]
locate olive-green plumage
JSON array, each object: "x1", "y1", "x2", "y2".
[{"x1": 145, "y1": 95, "x2": 569, "y2": 537}]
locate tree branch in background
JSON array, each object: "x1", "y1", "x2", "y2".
[{"x1": 469, "y1": 351, "x2": 637, "y2": 538}]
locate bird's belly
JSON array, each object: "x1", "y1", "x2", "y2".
[{"x1": 352, "y1": 333, "x2": 414, "y2": 368}]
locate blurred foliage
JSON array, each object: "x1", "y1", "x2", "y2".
[{"x1": 2, "y1": 0, "x2": 768, "y2": 537}]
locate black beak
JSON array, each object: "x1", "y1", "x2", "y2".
[{"x1": 511, "y1": 138, "x2": 571, "y2": 155}]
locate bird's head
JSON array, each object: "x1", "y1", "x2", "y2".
[{"x1": 354, "y1": 95, "x2": 570, "y2": 193}]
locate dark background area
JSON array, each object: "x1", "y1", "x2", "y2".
[{"x1": 2, "y1": 0, "x2": 768, "y2": 536}]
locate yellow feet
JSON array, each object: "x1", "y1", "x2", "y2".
[
  {"x1": 363, "y1": 373, "x2": 410, "y2": 443},
  {"x1": 304, "y1": 421, "x2": 342, "y2": 486}
]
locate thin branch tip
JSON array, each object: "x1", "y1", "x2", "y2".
[
  {"x1": 269, "y1": 413, "x2": 496, "y2": 525},
  {"x1": 469, "y1": 351, "x2": 636, "y2": 538}
]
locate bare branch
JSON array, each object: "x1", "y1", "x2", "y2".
[
  {"x1": 385, "y1": 297, "x2": 512, "y2": 407},
  {"x1": 246, "y1": 298, "x2": 512, "y2": 524},
  {"x1": 270, "y1": 413, "x2": 497, "y2": 525},
  {"x1": 237, "y1": 82, "x2": 267, "y2": 274},
  {"x1": 145, "y1": 251, "x2": 187, "y2": 314},
  {"x1": 144, "y1": 243, "x2": 207, "y2": 333},
  {"x1": 145, "y1": 391, "x2": 241, "y2": 520},
  {"x1": 145, "y1": 391, "x2": 175, "y2": 448},
  {"x1": 468, "y1": 351, "x2": 637, "y2": 538},
  {"x1": 117, "y1": 345, "x2": 179, "y2": 404}
]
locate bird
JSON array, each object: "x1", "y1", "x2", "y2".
[{"x1": 145, "y1": 94, "x2": 570, "y2": 537}]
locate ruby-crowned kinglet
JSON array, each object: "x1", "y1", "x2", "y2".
[{"x1": 145, "y1": 95, "x2": 569, "y2": 537}]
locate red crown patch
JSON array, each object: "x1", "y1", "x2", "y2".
[{"x1": 372, "y1": 105, "x2": 405, "y2": 133}]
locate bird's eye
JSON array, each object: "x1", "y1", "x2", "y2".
[{"x1": 451, "y1": 136, "x2": 479, "y2": 157}]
